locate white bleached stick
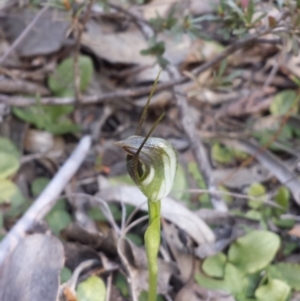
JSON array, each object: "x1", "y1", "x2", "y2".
[{"x1": 0, "y1": 135, "x2": 92, "y2": 266}]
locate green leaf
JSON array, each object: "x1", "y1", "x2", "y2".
[
  {"x1": 268, "y1": 263, "x2": 300, "y2": 290},
  {"x1": 88, "y1": 204, "x2": 121, "y2": 222},
  {"x1": 273, "y1": 217, "x2": 294, "y2": 229},
  {"x1": 0, "y1": 152, "x2": 19, "y2": 180},
  {"x1": 211, "y1": 143, "x2": 235, "y2": 164},
  {"x1": 0, "y1": 137, "x2": 20, "y2": 158},
  {"x1": 139, "y1": 291, "x2": 164, "y2": 301},
  {"x1": 195, "y1": 271, "x2": 227, "y2": 292},
  {"x1": 196, "y1": 263, "x2": 248, "y2": 297},
  {"x1": 255, "y1": 279, "x2": 290, "y2": 301},
  {"x1": 202, "y1": 253, "x2": 227, "y2": 278},
  {"x1": 46, "y1": 208, "x2": 72, "y2": 235},
  {"x1": 247, "y1": 183, "x2": 266, "y2": 209},
  {"x1": 115, "y1": 273, "x2": 129, "y2": 297},
  {"x1": 60, "y1": 267, "x2": 72, "y2": 283},
  {"x1": 224, "y1": 263, "x2": 248, "y2": 296},
  {"x1": 126, "y1": 233, "x2": 143, "y2": 246},
  {"x1": 270, "y1": 90, "x2": 298, "y2": 116},
  {"x1": 0, "y1": 180, "x2": 25, "y2": 208},
  {"x1": 228, "y1": 230, "x2": 280, "y2": 274},
  {"x1": 13, "y1": 104, "x2": 80, "y2": 135},
  {"x1": 31, "y1": 177, "x2": 50, "y2": 197},
  {"x1": 48, "y1": 55, "x2": 93, "y2": 97},
  {"x1": 76, "y1": 275, "x2": 106, "y2": 301},
  {"x1": 244, "y1": 209, "x2": 262, "y2": 221},
  {"x1": 273, "y1": 186, "x2": 289, "y2": 216}
]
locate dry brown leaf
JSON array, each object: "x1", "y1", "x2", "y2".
[
  {"x1": 175, "y1": 282, "x2": 235, "y2": 301},
  {"x1": 0, "y1": 8, "x2": 70, "y2": 57},
  {"x1": 0, "y1": 234, "x2": 64, "y2": 301},
  {"x1": 213, "y1": 164, "x2": 272, "y2": 188},
  {"x1": 162, "y1": 222, "x2": 194, "y2": 282},
  {"x1": 289, "y1": 224, "x2": 300, "y2": 238}
]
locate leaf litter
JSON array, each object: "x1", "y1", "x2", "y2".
[{"x1": 1, "y1": 1, "x2": 300, "y2": 301}]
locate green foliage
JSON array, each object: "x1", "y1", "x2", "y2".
[
  {"x1": 140, "y1": 36, "x2": 168, "y2": 68},
  {"x1": 13, "y1": 103, "x2": 80, "y2": 135},
  {"x1": 115, "y1": 273, "x2": 129, "y2": 297},
  {"x1": 216, "y1": 0, "x2": 266, "y2": 38},
  {"x1": 31, "y1": 177, "x2": 50, "y2": 197},
  {"x1": 149, "y1": 5, "x2": 177, "y2": 32},
  {"x1": 268, "y1": 263, "x2": 300, "y2": 290},
  {"x1": 12, "y1": 56, "x2": 92, "y2": 135},
  {"x1": 45, "y1": 199, "x2": 72, "y2": 235},
  {"x1": 76, "y1": 275, "x2": 106, "y2": 301},
  {"x1": 196, "y1": 230, "x2": 284, "y2": 301},
  {"x1": 87, "y1": 204, "x2": 122, "y2": 222},
  {"x1": 0, "y1": 180, "x2": 25, "y2": 209},
  {"x1": 60, "y1": 267, "x2": 72, "y2": 283},
  {"x1": 273, "y1": 186, "x2": 290, "y2": 216},
  {"x1": 0, "y1": 138, "x2": 25, "y2": 213},
  {"x1": 270, "y1": 90, "x2": 298, "y2": 116},
  {"x1": 144, "y1": 201, "x2": 161, "y2": 301},
  {"x1": 247, "y1": 183, "x2": 266, "y2": 209},
  {"x1": 255, "y1": 279, "x2": 290, "y2": 301},
  {"x1": 48, "y1": 55, "x2": 93, "y2": 97},
  {"x1": 212, "y1": 59, "x2": 242, "y2": 87},
  {"x1": 138, "y1": 291, "x2": 164, "y2": 301},
  {"x1": 212, "y1": 143, "x2": 234, "y2": 164},
  {"x1": 127, "y1": 233, "x2": 143, "y2": 246},
  {"x1": 196, "y1": 263, "x2": 249, "y2": 297},
  {"x1": 46, "y1": 209, "x2": 72, "y2": 235},
  {"x1": 202, "y1": 252, "x2": 227, "y2": 278},
  {"x1": 212, "y1": 142, "x2": 249, "y2": 165},
  {"x1": 228, "y1": 230, "x2": 280, "y2": 274},
  {"x1": 0, "y1": 152, "x2": 19, "y2": 180},
  {"x1": 0, "y1": 137, "x2": 19, "y2": 157}
]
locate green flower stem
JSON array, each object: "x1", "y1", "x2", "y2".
[{"x1": 145, "y1": 199, "x2": 161, "y2": 301}]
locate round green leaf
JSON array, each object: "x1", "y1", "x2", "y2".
[
  {"x1": 255, "y1": 279, "x2": 290, "y2": 301},
  {"x1": 76, "y1": 275, "x2": 106, "y2": 301},
  {"x1": 0, "y1": 180, "x2": 24, "y2": 207},
  {"x1": 31, "y1": 177, "x2": 50, "y2": 197},
  {"x1": 46, "y1": 209, "x2": 72, "y2": 235},
  {"x1": 247, "y1": 183, "x2": 266, "y2": 209},
  {"x1": 48, "y1": 55, "x2": 93, "y2": 97},
  {"x1": 0, "y1": 152, "x2": 19, "y2": 180},
  {"x1": 0, "y1": 137, "x2": 19, "y2": 158},
  {"x1": 202, "y1": 252, "x2": 227, "y2": 278},
  {"x1": 228, "y1": 230, "x2": 280, "y2": 274}
]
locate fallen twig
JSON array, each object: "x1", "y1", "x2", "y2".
[{"x1": 0, "y1": 27, "x2": 276, "y2": 107}]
